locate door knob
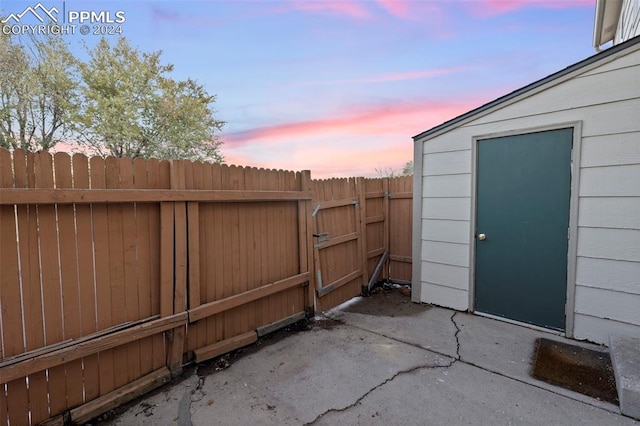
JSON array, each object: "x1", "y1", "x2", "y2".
[{"x1": 477, "y1": 233, "x2": 486, "y2": 241}]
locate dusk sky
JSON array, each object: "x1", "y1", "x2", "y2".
[{"x1": 2, "y1": 0, "x2": 599, "y2": 177}]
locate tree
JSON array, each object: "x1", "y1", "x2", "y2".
[
  {"x1": 375, "y1": 160, "x2": 413, "y2": 178},
  {"x1": 0, "y1": 31, "x2": 79, "y2": 151},
  {"x1": 375, "y1": 165, "x2": 398, "y2": 178},
  {"x1": 76, "y1": 37, "x2": 224, "y2": 161},
  {"x1": 402, "y1": 160, "x2": 413, "y2": 176}
]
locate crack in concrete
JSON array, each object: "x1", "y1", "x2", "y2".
[
  {"x1": 303, "y1": 361, "x2": 455, "y2": 425},
  {"x1": 304, "y1": 312, "x2": 466, "y2": 425},
  {"x1": 450, "y1": 312, "x2": 462, "y2": 360}
]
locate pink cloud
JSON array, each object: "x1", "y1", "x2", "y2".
[
  {"x1": 219, "y1": 81, "x2": 535, "y2": 177},
  {"x1": 375, "y1": 0, "x2": 412, "y2": 19},
  {"x1": 470, "y1": 0, "x2": 594, "y2": 16},
  {"x1": 219, "y1": 91, "x2": 508, "y2": 177},
  {"x1": 222, "y1": 97, "x2": 488, "y2": 148},
  {"x1": 288, "y1": 0, "x2": 371, "y2": 19},
  {"x1": 225, "y1": 141, "x2": 412, "y2": 178},
  {"x1": 375, "y1": 0, "x2": 446, "y2": 23}
]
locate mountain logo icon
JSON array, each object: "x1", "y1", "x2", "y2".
[{"x1": 1, "y1": 3, "x2": 60, "y2": 24}]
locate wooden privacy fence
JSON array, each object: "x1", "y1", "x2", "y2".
[{"x1": 0, "y1": 148, "x2": 411, "y2": 425}]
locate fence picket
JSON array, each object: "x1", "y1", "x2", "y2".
[
  {"x1": 90, "y1": 156, "x2": 116, "y2": 397},
  {"x1": 53, "y1": 152, "x2": 84, "y2": 409},
  {"x1": 34, "y1": 151, "x2": 69, "y2": 417},
  {"x1": 104, "y1": 157, "x2": 130, "y2": 389},
  {"x1": 1, "y1": 149, "x2": 31, "y2": 426},
  {"x1": 14, "y1": 150, "x2": 49, "y2": 424},
  {"x1": 147, "y1": 159, "x2": 166, "y2": 371},
  {"x1": 73, "y1": 153, "x2": 101, "y2": 403},
  {"x1": 119, "y1": 158, "x2": 144, "y2": 383}
]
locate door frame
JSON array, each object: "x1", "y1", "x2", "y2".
[{"x1": 468, "y1": 121, "x2": 582, "y2": 338}]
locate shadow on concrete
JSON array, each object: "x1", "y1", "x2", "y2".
[{"x1": 341, "y1": 286, "x2": 430, "y2": 318}]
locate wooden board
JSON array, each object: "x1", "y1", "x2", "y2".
[
  {"x1": 53, "y1": 153, "x2": 84, "y2": 409},
  {"x1": 73, "y1": 153, "x2": 101, "y2": 403},
  {"x1": 90, "y1": 156, "x2": 116, "y2": 397},
  {"x1": 0, "y1": 149, "x2": 31, "y2": 425}
]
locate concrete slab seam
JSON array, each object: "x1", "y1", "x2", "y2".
[
  {"x1": 175, "y1": 367, "x2": 208, "y2": 426},
  {"x1": 323, "y1": 312, "x2": 458, "y2": 361}
]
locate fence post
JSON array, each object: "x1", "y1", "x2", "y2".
[
  {"x1": 356, "y1": 177, "x2": 369, "y2": 294},
  {"x1": 299, "y1": 170, "x2": 316, "y2": 317},
  {"x1": 383, "y1": 178, "x2": 390, "y2": 281},
  {"x1": 165, "y1": 160, "x2": 187, "y2": 374}
]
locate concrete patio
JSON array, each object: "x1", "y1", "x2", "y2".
[{"x1": 102, "y1": 289, "x2": 638, "y2": 425}]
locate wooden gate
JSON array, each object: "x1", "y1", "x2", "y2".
[
  {"x1": 311, "y1": 176, "x2": 414, "y2": 311},
  {"x1": 311, "y1": 178, "x2": 366, "y2": 311},
  {"x1": 388, "y1": 176, "x2": 413, "y2": 283}
]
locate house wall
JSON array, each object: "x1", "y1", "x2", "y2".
[
  {"x1": 414, "y1": 43, "x2": 640, "y2": 345},
  {"x1": 615, "y1": 0, "x2": 640, "y2": 45}
]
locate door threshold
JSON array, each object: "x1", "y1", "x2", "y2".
[{"x1": 474, "y1": 311, "x2": 564, "y2": 336}]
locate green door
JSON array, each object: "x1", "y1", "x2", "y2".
[{"x1": 474, "y1": 128, "x2": 572, "y2": 331}]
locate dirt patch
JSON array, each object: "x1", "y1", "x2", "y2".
[
  {"x1": 310, "y1": 317, "x2": 345, "y2": 330},
  {"x1": 341, "y1": 284, "x2": 429, "y2": 318},
  {"x1": 531, "y1": 338, "x2": 618, "y2": 404}
]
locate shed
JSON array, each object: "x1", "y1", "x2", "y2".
[{"x1": 411, "y1": 35, "x2": 640, "y2": 345}]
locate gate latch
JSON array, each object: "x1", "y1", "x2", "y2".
[{"x1": 313, "y1": 232, "x2": 329, "y2": 242}]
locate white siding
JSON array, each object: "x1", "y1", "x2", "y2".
[
  {"x1": 576, "y1": 257, "x2": 640, "y2": 295},
  {"x1": 581, "y1": 133, "x2": 640, "y2": 167},
  {"x1": 421, "y1": 283, "x2": 469, "y2": 311},
  {"x1": 423, "y1": 133, "x2": 474, "y2": 154},
  {"x1": 579, "y1": 197, "x2": 640, "y2": 229},
  {"x1": 580, "y1": 164, "x2": 640, "y2": 197},
  {"x1": 417, "y1": 42, "x2": 640, "y2": 344},
  {"x1": 422, "y1": 219, "x2": 470, "y2": 244},
  {"x1": 575, "y1": 286, "x2": 640, "y2": 326},
  {"x1": 615, "y1": 0, "x2": 640, "y2": 45},
  {"x1": 471, "y1": 66, "x2": 640, "y2": 124},
  {"x1": 421, "y1": 262, "x2": 469, "y2": 290},
  {"x1": 422, "y1": 241, "x2": 469, "y2": 268},
  {"x1": 573, "y1": 313, "x2": 640, "y2": 344},
  {"x1": 422, "y1": 174, "x2": 471, "y2": 198},
  {"x1": 577, "y1": 227, "x2": 640, "y2": 262},
  {"x1": 423, "y1": 150, "x2": 471, "y2": 176},
  {"x1": 422, "y1": 198, "x2": 470, "y2": 221},
  {"x1": 469, "y1": 97, "x2": 640, "y2": 135}
]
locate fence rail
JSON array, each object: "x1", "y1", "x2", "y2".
[{"x1": 0, "y1": 148, "x2": 411, "y2": 425}]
